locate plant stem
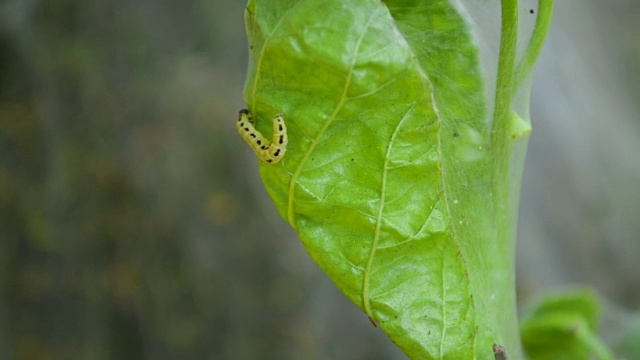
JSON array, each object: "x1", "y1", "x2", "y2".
[
  {"x1": 490, "y1": 2, "x2": 555, "y2": 359},
  {"x1": 514, "y1": 0, "x2": 555, "y2": 89},
  {"x1": 489, "y1": 1, "x2": 520, "y2": 357},
  {"x1": 491, "y1": 0, "x2": 518, "y2": 167},
  {"x1": 491, "y1": 0, "x2": 519, "y2": 246}
]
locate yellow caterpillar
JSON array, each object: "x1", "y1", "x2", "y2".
[{"x1": 236, "y1": 109, "x2": 288, "y2": 164}]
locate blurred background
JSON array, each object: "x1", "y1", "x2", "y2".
[{"x1": 0, "y1": 0, "x2": 638, "y2": 359}]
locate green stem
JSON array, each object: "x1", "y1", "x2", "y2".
[
  {"x1": 489, "y1": 1, "x2": 520, "y2": 357},
  {"x1": 514, "y1": 0, "x2": 555, "y2": 89},
  {"x1": 491, "y1": 0, "x2": 518, "y2": 223},
  {"x1": 490, "y1": 2, "x2": 555, "y2": 359},
  {"x1": 491, "y1": 0, "x2": 518, "y2": 161}
]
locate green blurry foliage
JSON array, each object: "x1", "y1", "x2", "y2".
[{"x1": 520, "y1": 289, "x2": 614, "y2": 360}]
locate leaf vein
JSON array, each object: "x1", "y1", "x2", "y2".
[
  {"x1": 362, "y1": 103, "x2": 416, "y2": 318},
  {"x1": 286, "y1": 7, "x2": 380, "y2": 228},
  {"x1": 249, "y1": 0, "x2": 308, "y2": 114}
]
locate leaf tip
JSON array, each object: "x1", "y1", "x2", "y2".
[{"x1": 368, "y1": 316, "x2": 378, "y2": 329}]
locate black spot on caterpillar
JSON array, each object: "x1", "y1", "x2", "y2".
[{"x1": 236, "y1": 109, "x2": 288, "y2": 164}]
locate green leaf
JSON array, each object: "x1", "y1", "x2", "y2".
[
  {"x1": 509, "y1": 110, "x2": 532, "y2": 140},
  {"x1": 520, "y1": 289, "x2": 615, "y2": 360},
  {"x1": 243, "y1": 0, "x2": 519, "y2": 358}
]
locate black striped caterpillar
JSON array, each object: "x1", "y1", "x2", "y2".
[{"x1": 236, "y1": 109, "x2": 288, "y2": 164}]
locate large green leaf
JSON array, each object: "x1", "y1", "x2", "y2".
[{"x1": 243, "y1": 0, "x2": 519, "y2": 358}]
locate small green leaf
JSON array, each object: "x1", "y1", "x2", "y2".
[
  {"x1": 509, "y1": 110, "x2": 532, "y2": 140},
  {"x1": 520, "y1": 289, "x2": 615, "y2": 360}
]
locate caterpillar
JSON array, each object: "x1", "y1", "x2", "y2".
[{"x1": 236, "y1": 109, "x2": 288, "y2": 164}]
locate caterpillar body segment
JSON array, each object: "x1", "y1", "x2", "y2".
[{"x1": 236, "y1": 109, "x2": 288, "y2": 164}]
